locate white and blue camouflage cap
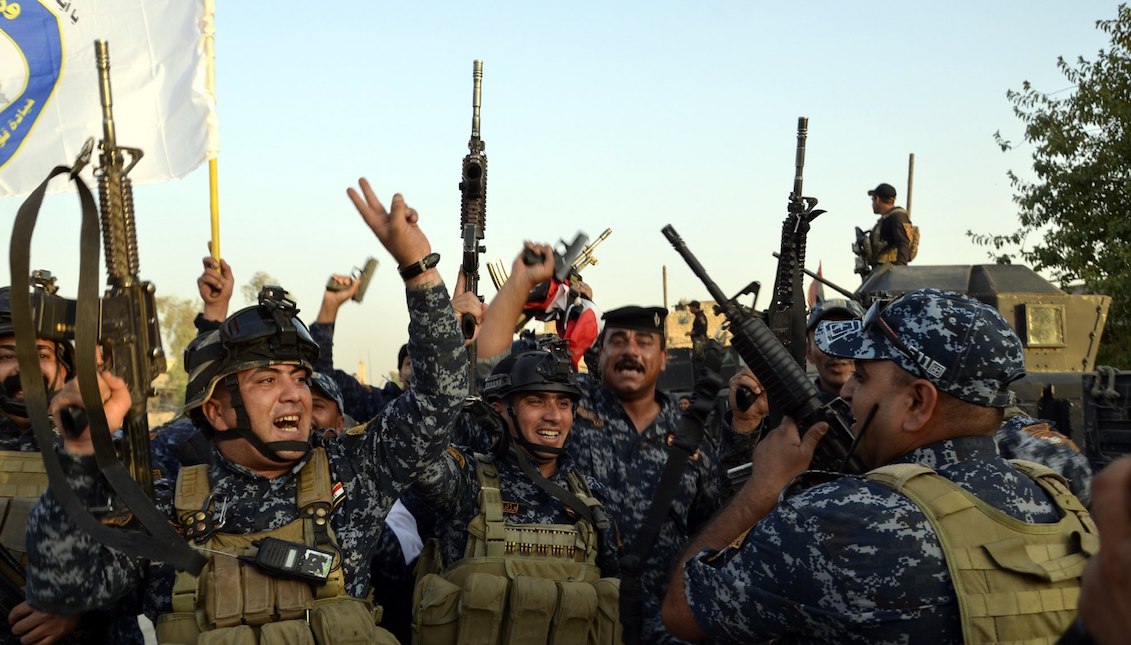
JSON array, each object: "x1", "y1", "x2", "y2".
[
  {"x1": 309, "y1": 372, "x2": 345, "y2": 415},
  {"x1": 814, "y1": 288, "x2": 1026, "y2": 408}
]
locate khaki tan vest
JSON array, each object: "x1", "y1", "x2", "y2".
[
  {"x1": 155, "y1": 447, "x2": 396, "y2": 645},
  {"x1": 868, "y1": 460, "x2": 1097, "y2": 645},
  {"x1": 0, "y1": 450, "x2": 48, "y2": 563},
  {"x1": 412, "y1": 453, "x2": 621, "y2": 645}
]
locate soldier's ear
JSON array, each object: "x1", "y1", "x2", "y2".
[{"x1": 202, "y1": 396, "x2": 232, "y2": 431}]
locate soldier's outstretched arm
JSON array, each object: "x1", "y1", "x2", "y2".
[
  {"x1": 25, "y1": 370, "x2": 147, "y2": 615},
  {"x1": 476, "y1": 241, "x2": 554, "y2": 360},
  {"x1": 343, "y1": 179, "x2": 467, "y2": 499}
]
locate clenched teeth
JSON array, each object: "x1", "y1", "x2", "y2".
[{"x1": 274, "y1": 415, "x2": 300, "y2": 430}]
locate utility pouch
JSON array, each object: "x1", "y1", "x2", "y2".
[
  {"x1": 275, "y1": 578, "x2": 311, "y2": 621},
  {"x1": 259, "y1": 620, "x2": 314, "y2": 645},
  {"x1": 413, "y1": 573, "x2": 461, "y2": 644},
  {"x1": 206, "y1": 557, "x2": 244, "y2": 628},
  {"x1": 154, "y1": 611, "x2": 201, "y2": 644},
  {"x1": 196, "y1": 625, "x2": 256, "y2": 645},
  {"x1": 457, "y1": 572, "x2": 507, "y2": 645},
  {"x1": 240, "y1": 563, "x2": 274, "y2": 626},
  {"x1": 309, "y1": 596, "x2": 386, "y2": 645},
  {"x1": 591, "y1": 577, "x2": 622, "y2": 645},
  {"x1": 549, "y1": 580, "x2": 597, "y2": 645},
  {"x1": 501, "y1": 575, "x2": 555, "y2": 645}
]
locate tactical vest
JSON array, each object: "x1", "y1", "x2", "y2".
[
  {"x1": 869, "y1": 208, "x2": 919, "y2": 264},
  {"x1": 155, "y1": 448, "x2": 397, "y2": 645},
  {"x1": 412, "y1": 453, "x2": 622, "y2": 645},
  {"x1": 867, "y1": 460, "x2": 1097, "y2": 645},
  {"x1": 0, "y1": 450, "x2": 48, "y2": 563}
]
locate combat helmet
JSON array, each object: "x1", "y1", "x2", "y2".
[
  {"x1": 483, "y1": 348, "x2": 581, "y2": 403},
  {"x1": 182, "y1": 286, "x2": 319, "y2": 461},
  {"x1": 483, "y1": 347, "x2": 579, "y2": 463}
]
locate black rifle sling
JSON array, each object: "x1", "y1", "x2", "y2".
[
  {"x1": 618, "y1": 369, "x2": 720, "y2": 645},
  {"x1": 510, "y1": 437, "x2": 609, "y2": 547},
  {"x1": 10, "y1": 166, "x2": 206, "y2": 574}
]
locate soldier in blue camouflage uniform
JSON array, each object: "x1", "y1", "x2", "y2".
[
  {"x1": 996, "y1": 412, "x2": 1092, "y2": 505},
  {"x1": 414, "y1": 347, "x2": 620, "y2": 575},
  {"x1": 310, "y1": 275, "x2": 394, "y2": 424},
  {"x1": 0, "y1": 286, "x2": 146, "y2": 645},
  {"x1": 23, "y1": 182, "x2": 468, "y2": 637},
  {"x1": 663, "y1": 288, "x2": 1094, "y2": 643},
  {"x1": 474, "y1": 247, "x2": 720, "y2": 644}
]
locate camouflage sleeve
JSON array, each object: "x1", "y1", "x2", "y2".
[
  {"x1": 413, "y1": 445, "x2": 475, "y2": 516},
  {"x1": 310, "y1": 321, "x2": 388, "y2": 422},
  {"x1": 687, "y1": 439, "x2": 722, "y2": 534},
  {"x1": 996, "y1": 415, "x2": 1093, "y2": 506},
  {"x1": 25, "y1": 452, "x2": 147, "y2": 615},
  {"x1": 348, "y1": 282, "x2": 467, "y2": 501}
]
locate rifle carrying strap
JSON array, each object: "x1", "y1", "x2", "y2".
[
  {"x1": 618, "y1": 374, "x2": 718, "y2": 645},
  {"x1": 10, "y1": 164, "x2": 206, "y2": 573}
]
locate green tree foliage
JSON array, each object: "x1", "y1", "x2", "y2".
[
  {"x1": 973, "y1": 4, "x2": 1131, "y2": 366},
  {"x1": 154, "y1": 294, "x2": 197, "y2": 412},
  {"x1": 241, "y1": 271, "x2": 279, "y2": 304}
]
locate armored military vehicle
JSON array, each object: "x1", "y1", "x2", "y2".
[{"x1": 854, "y1": 263, "x2": 1128, "y2": 470}]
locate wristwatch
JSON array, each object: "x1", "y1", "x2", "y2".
[{"x1": 398, "y1": 252, "x2": 440, "y2": 280}]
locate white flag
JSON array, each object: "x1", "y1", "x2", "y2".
[{"x1": 0, "y1": 0, "x2": 216, "y2": 197}]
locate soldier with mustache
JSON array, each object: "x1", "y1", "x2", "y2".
[
  {"x1": 409, "y1": 346, "x2": 622, "y2": 643},
  {"x1": 475, "y1": 248, "x2": 722, "y2": 645}
]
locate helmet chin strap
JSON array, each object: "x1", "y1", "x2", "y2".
[{"x1": 214, "y1": 376, "x2": 310, "y2": 463}]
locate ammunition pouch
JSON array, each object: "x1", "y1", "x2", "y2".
[
  {"x1": 0, "y1": 450, "x2": 49, "y2": 563},
  {"x1": 156, "y1": 449, "x2": 396, "y2": 645},
  {"x1": 411, "y1": 454, "x2": 621, "y2": 645},
  {"x1": 867, "y1": 460, "x2": 1097, "y2": 645}
]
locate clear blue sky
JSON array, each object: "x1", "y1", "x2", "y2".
[{"x1": 1, "y1": 0, "x2": 1121, "y2": 384}]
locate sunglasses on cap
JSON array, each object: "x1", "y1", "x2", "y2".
[{"x1": 861, "y1": 299, "x2": 938, "y2": 380}]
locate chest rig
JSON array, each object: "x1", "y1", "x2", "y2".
[
  {"x1": 156, "y1": 447, "x2": 395, "y2": 645},
  {"x1": 868, "y1": 459, "x2": 1097, "y2": 645},
  {"x1": 413, "y1": 453, "x2": 622, "y2": 645},
  {"x1": 0, "y1": 450, "x2": 48, "y2": 563}
]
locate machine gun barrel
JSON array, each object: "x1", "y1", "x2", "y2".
[
  {"x1": 459, "y1": 60, "x2": 487, "y2": 394},
  {"x1": 661, "y1": 225, "x2": 863, "y2": 474}
]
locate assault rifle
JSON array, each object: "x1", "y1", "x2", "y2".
[
  {"x1": 9, "y1": 41, "x2": 205, "y2": 573},
  {"x1": 766, "y1": 117, "x2": 824, "y2": 368},
  {"x1": 661, "y1": 225, "x2": 864, "y2": 475},
  {"x1": 460, "y1": 60, "x2": 487, "y2": 395}
]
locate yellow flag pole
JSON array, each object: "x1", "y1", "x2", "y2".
[{"x1": 204, "y1": 0, "x2": 220, "y2": 261}]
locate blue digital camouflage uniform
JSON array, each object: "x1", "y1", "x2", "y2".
[
  {"x1": 310, "y1": 321, "x2": 393, "y2": 423},
  {"x1": 414, "y1": 438, "x2": 621, "y2": 576},
  {"x1": 24, "y1": 283, "x2": 467, "y2": 622},
  {"x1": 0, "y1": 415, "x2": 38, "y2": 452},
  {"x1": 148, "y1": 415, "x2": 202, "y2": 480},
  {"x1": 996, "y1": 413, "x2": 1092, "y2": 505},
  {"x1": 0, "y1": 417, "x2": 145, "y2": 644},
  {"x1": 684, "y1": 436, "x2": 1061, "y2": 644},
  {"x1": 569, "y1": 373, "x2": 721, "y2": 645}
]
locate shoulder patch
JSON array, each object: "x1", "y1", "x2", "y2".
[
  {"x1": 575, "y1": 406, "x2": 605, "y2": 430},
  {"x1": 447, "y1": 446, "x2": 467, "y2": 469},
  {"x1": 1021, "y1": 422, "x2": 1081, "y2": 452},
  {"x1": 344, "y1": 424, "x2": 367, "y2": 436},
  {"x1": 501, "y1": 500, "x2": 520, "y2": 515}
]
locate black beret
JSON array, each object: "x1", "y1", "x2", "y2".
[{"x1": 601, "y1": 306, "x2": 667, "y2": 334}]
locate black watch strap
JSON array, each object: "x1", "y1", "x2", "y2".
[{"x1": 398, "y1": 252, "x2": 440, "y2": 280}]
